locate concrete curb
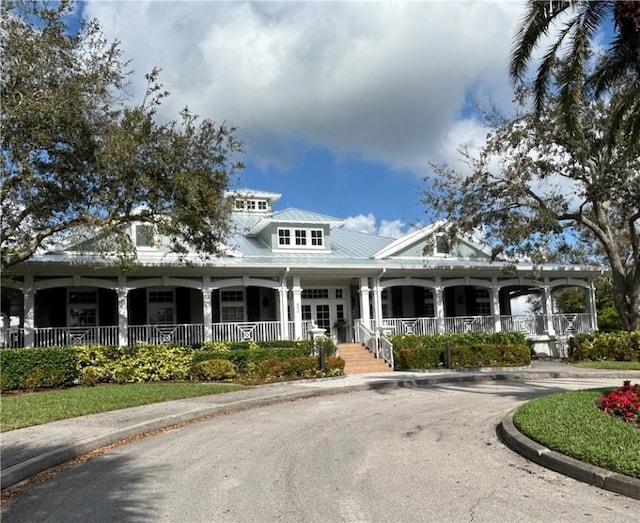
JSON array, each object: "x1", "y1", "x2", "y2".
[
  {"x1": 498, "y1": 409, "x2": 640, "y2": 501},
  {"x1": 3, "y1": 369, "x2": 640, "y2": 491}
]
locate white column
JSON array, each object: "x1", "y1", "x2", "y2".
[
  {"x1": 542, "y1": 280, "x2": 556, "y2": 336},
  {"x1": 372, "y1": 278, "x2": 383, "y2": 327},
  {"x1": 117, "y1": 276, "x2": 128, "y2": 347},
  {"x1": 202, "y1": 276, "x2": 213, "y2": 343},
  {"x1": 278, "y1": 277, "x2": 289, "y2": 340},
  {"x1": 491, "y1": 278, "x2": 501, "y2": 333},
  {"x1": 434, "y1": 277, "x2": 445, "y2": 333},
  {"x1": 292, "y1": 277, "x2": 302, "y2": 340},
  {"x1": 586, "y1": 280, "x2": 598, "y2": 331},
  {"x1": 23, "y1": 275, "x2": 35, "y2": 348},
  {"x1": 358, "y1": 277, "x2": 371, "y2": 326}
]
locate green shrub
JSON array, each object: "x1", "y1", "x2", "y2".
[
  {"x1": 192, "y1": 346, "x2": 310, "y2": 370},
  {"x1": 0, "y1": 346, "x2": 78, "y2": 391},
  {"x1": 73, "y1": 344, "x2": 192, "y2": 384},
  {"x1": 190, "y1": 359, "x2": 237, "y2": 381},
  {"x1": 392, "y1": 332, "x2": 530, "y2": 370},
  {"x1": 569, "y1": 332, "x2": 640, "y2": 362}
]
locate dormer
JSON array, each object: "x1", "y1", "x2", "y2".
[{"x1": 226, "y1": 189, "x2": 281, "y2": 214}]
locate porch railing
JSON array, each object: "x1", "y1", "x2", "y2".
[
  {"x1": 2, "y1": 313, "x2": 596, "y2": 349},
  {"x1": 354, "y1": 320, "x2": 394, "y2": 368}
]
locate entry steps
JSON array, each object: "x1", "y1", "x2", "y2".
[{"x1": 337, "y1": 343, "x2": 393, "y2": 374}]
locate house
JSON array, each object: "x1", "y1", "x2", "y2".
[{"x1": 1, "y1": 189, "x2": 600, "y2": 357}]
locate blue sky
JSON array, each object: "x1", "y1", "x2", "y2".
[{"x1": 76, "y1": 1, "x2": 529, "y2": 238}]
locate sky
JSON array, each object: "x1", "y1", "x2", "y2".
[{"x1": 77, "y1": 0, "x2": 529, "y2": 239}]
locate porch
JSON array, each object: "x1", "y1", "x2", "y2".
[{"x1": 0, "y1": 313, "x2": 594, "y2": 349}]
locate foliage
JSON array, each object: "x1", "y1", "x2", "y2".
[
  {"x1": 193, "y1": 347, "x2": 310, "y2": 371},
  {"x1": 597, "y1": 381, "x2": 640, "y2": 427},
  {"x1": 200, "y1": 340, "x2": 314, "y2": 353},
  {"x1": 74, "y1": 344, "x2": 192, "y2": 384},
  {"x1": 0, "y1": 346, "x2": 78, "y2": 391},
  {"x1": 1, "y1": 0, "x2": 244, "y2": 270},
  {"x1": 510, "y1": 1, "x2": 640, "y2": 145},
  {"x1": 190, "y1": 359, "x2": 237, "y2": 381},
  {"x1": 311, "y1": 335, "x2": 338, "y2": 357},
  {"x1": 514, "y1": 388, "x2": 640, "y2": 479},
  {"x1": 424, "y1": 70, "x2": 640, "y2": 331},
  {"x1": 568, "y1": 332, "x2": 640, "y2": 362},
  {"x1": 392, "y1": 332, "x2": 529, "y2": 370},
  {"x1": 1, "y1": 382, "x2": 245, "y2": 431}
]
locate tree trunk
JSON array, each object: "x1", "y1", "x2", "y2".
[{"x1": 611, "y1": 269, "x2": 640, "y2": 331}]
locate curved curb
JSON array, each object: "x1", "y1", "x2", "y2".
[{"x1": 498, "y1": 409, "x2": 640, "y2": 501}]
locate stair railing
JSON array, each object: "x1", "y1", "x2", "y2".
[{"x1": 354, "y1": 320, "x2": 394, "y2": 368}]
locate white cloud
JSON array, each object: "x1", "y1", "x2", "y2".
[
  {"x1": 83, "y1": 1, "x2": 525, "y2": 174},
  {"x1": 343, "y1": 214, "x2": 410, "y2": 238}
]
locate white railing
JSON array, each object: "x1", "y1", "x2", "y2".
[
  {"x1": 553, "y1": 313, "x2": 592, "y2": 336},
  {"x1": 0, "y1": 328, "x2": 24, "y2": 348},
  {"x1": 33, "y1": 326, "x2": 119, "y2": 347},
  {"x1": 500, "y1": 315, "x2": 545, "y2": 335},
  {"x1": 211, "y1": 321, "x2": 282, "y2": 343},
  {"x1": 444, "y1": 315, "x2": 495, "y2": 334},
  {"x1": 382, "y1": 317, "x2": 438, "y2": 336},
  {"x1": 354, "y1": 320, "x2": 394, "y2": 368},
  {"x1": 128, "y1": 324, "x2": 204, "y2": 345}
]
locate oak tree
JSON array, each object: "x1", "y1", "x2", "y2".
[{"x1": 1, "y1": 0, "x2": 244, "y2": 270}]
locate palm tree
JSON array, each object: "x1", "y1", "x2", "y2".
[{"x1": 510, "y1": 1, "x2": 640, "y2": 143}]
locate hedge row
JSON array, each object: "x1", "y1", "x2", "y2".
[
  {"x1": 569, "y1": 332, "x2": 640, "y2": 362},
  {"x1": 0, "y1": 337, "x2": 341, "y2": 391},
  {"x1": 0, "y1": 346, "x2": 78, "y2": 391},
  {"x1": 392, "y1": 332, "x2": 530, "y2": 370}
]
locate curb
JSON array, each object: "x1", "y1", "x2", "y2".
[
  {"x1": 3, "y1": 370, "x2": 640, "y2": 491},
  {"x1": 498, "y1": 409, "x2": 640, "y2": 501}
]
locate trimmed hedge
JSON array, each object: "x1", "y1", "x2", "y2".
[
  {"x1": 569, "y1": 332, "x2": 640, "y2": 362},
  {"x1": 0, "y1": 346, "x2": 78, "y2": 391},
  {"x1": 393, "y1": 332, "x2": 530, "y2": 370}
]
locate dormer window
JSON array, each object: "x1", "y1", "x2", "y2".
[
  {"x1": 277, "y1": 228, "x2": 325, "y2": 249},
  {"x1": 233, "y1": 197, "x2": 269, "y2": 213},
  {"x1": 278, "y1": 229, "x2": 291, "y2": 245}
]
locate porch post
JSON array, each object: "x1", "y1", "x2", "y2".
[
  {"x1": 278, "y1": 276, "x2": 289, "y2": 340},
  {"x1": 23, "y1": 275, "x2": 35, "y2": 348},
  {"x1": 542, "y1": 280, "x2": 556, "y2": 336},
  {"x1": 586, "y1": 280, "x2": 598, "y2": 332},
  {"x1": 202, "y1": 276, "x2": 213, "y2": 343},
  {"x1": 434, "y1": 277, "x2": 445, "y2": 334},
  {"x1": 117, "y1": 276, "x2": 128, "y2": 347},
  {"x1": 372, "y1": 278, "x2": 383, "y2": 327},
  {"x1": 491, "y1": 278, "x2": 501, "y2": 333},
  {"x1": 358, "y1": 277, "x2": 371, "y2": 327},
  {"x1": 292, "y1": 276, "x2": 303, "y2": 340}
]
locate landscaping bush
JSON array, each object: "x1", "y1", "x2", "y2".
[
  {"x1": 392, "y1": 332, "x2": 530, "y2": 370},
  {"x1": 74, "y1": 344, "x2": 192, "y2": 384},
  {"x1": 190, "y1": 359, "x2": 237, "y2": 381},
  {"x1": 0, "y1": 346, "x2": 78, "y2": 391},
  {"x1": 569, "y1": 332, "x2": 640, "y2": 362},
  {"x1": 597, "y1": 381, "x2": 640, "y2": 427}
]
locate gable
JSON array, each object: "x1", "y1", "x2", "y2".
[{"x1": 373, "y1": 224, "x2": 493, "y2": 261}]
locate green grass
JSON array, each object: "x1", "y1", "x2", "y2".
[
  {"x1": 571, "y1": 361, "x2": 640, "y2": 370},
  {"x1": 513, "y1": 388, "x2": 640, "y2": 479},
  {"x1": 0, "y1": 382, "x2": 246, "y2": 432}
]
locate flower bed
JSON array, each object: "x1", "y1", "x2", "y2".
[{"x1": 597, "y1": 381, "x2": 640, "y2": 427}]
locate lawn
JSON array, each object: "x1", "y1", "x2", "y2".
[
  {"x1": 513, "y1": 387, "x2": 640, "y2": 479},
  {"x1": 0, "y1": 382, "x2": 246, "y2": 432}
]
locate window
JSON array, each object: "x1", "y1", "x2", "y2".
[
  {"x1": 295, "y1": 229, "x2": 306, "y2": 246},
  {"x1": 423, "y1": 289, "x2": 435, "y2": 317},
  {"x1": 475, "y1": 288, "x2": 491, "y2": 315},
  {"x1": 278, "y1": 229, "x2": 291, "y2": 246},
  {"x1": 335, "y1": 289, "x2": 343, "y2": 299},
  {"x1": 235, "y1": 200, "x2": 245, "y2": 210},
  {"x1": 311, "y1": 229, "x2": 323, "y2": 246},
  {"x1": 247, "y1": 200, "x2": 256, "y2": 210},
  {"x1": 302, "y1": 289, "x2": 329, "y2": 299},
  {"x1": 148, "y1": 289, "x2": 175, "y2": 324},
  {"x1": 136, "y1": 225, "x2": 155, "y2": 248},
  {"x1": 258, "y1": 200, "x2": 267, "y2": 211},
  {"x1": 220, "y1": 288, "x2": 245, "y2": 323},
  {"x1": 435, "y1": 235, "x2": 450, "y2": 255},
  {"x1": 68, "y1": 290, "x2": 98, "y2": 327}
]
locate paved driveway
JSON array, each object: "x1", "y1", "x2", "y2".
[{"x1": 3, "y1": 378, "x2": 639, "y2": 522}]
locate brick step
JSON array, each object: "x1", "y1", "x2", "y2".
[{"x1": 337, "y1": 343, "x2": 393, "y2": 375}]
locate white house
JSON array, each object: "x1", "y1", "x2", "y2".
[{"x1": 1, "y1": 189, "x2": 600, "y2": 357}]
